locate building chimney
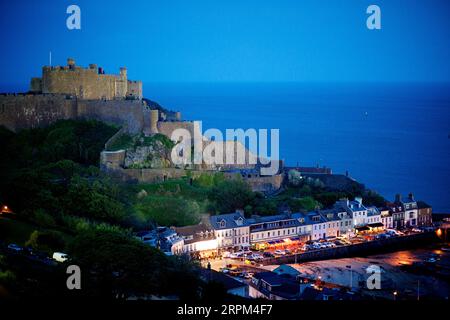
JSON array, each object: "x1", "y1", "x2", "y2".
[
  {"x1": 408, "y1": 193, "x2": 414, "y2": 201},
  {"x1": 355, "y1": 197, "x2": 363, "y2": 205},
  {"x1": 395, "y1": 194, "x2": 401, "y2": 203}
]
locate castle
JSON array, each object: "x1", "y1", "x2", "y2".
[
  {"x1": 30, "y1": 58, "x2": 143, "y2": 100},
  {"x1": 0, "y1": 58, "x2": 283, "y2": 193},
  {"x1": 0, "y1": 58, "x2": 193, "y2": 137}
]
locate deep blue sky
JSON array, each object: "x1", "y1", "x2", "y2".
[{"x1": 1, "y1": 0, "x2": 450, "y2": 90}]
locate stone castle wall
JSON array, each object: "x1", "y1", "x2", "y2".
[
  {"x1": 100, "y1": 150, "x2": 126, "y2": 170},
  {"x1": 77, "y1": 99, "x2": 145, "y2": 133},
  {"x1": 0, "y1": 94, "x2": 148, "y2": 134},
  {"x1": 157, "y1": 121, "x2": 198, "y2": 140},
  {"x1": 41, "y1": 66, "x2": 127, "y2": 100},
  {"x1": 99, "y1": 148, "x2": 283, "y2": 193},
  {"x1": 223, "y1": 172, "x2": 283, "y2": 194},
  {"x1": 0, "y1": 93, "x2": 77, "y2": 131},
  {"x1": 100, "y1": 162, "x2": 209, "y2": 184},
  {"x1": 126, "y1": 80, "x2": 143, "y2": 100}
]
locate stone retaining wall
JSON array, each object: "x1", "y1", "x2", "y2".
[{"x1": 262, "y1": 231, "x2": 440, "y2": 265}]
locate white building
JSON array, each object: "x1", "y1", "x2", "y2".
[
  {"x1": 248, "y1": 214, "x2": 302, "y2": 244},
  {"x1": 175, "y1": 224, "x2": 218, "y2": 256},
  {"x1": 320, "y1": 208, "x2": 353, "y2": 238},
  {"x1": 210, "y1": 211, "x2": 250, "y2": 250},
  {"x1": 302, "y1": 212, "x2": 328, "y2": 241},
  {"x1": 336, "y1": 197, "x2": 368, "y2": 227},
  {"x1": 398, "y1": 193, "x2": 418, "y2": 227},
  {"x1": 379, "y1": 207, "x2": 393, "y2": 229}
]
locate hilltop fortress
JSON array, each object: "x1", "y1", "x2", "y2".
[
  {"x1": 0, "y1": 58, "x2": 192, "y2": 137},
  {"x1": 0, "y1": 58, "x2": 284, "y2": 193}
]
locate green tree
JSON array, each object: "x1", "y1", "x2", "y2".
[
  {"x1": 68, "y1": 228, "x2": 172, "y2": 298},
  {"x1": 288, "y1": 169, "x2": 303, "y2": 186},
  {"x1": 288, "y1": 196, "x2": 320, "y2": 212},
  {"x1": 25, "y1": 230, "x2": 66, "y2": 252},
  {"x1": 208, "y1": 179, "x2": 255, "y2": 214}
]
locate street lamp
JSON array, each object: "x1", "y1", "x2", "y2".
[{"x1": 393, "y1": 291, "x2": 398, "y2": 301}]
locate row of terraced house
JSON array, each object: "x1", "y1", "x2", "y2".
[{"x1": 138, "y1": 193, "x2": 432, "y2": 257}]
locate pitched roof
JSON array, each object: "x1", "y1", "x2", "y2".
[
  {"x1": 252, "y1": 272, "x2": 300, "y2": 299},
  {"x1": 417, "y1": 201, "x2": 432, "y2": 209},
  {"x1": 200, "y1": 269, "x2": 247, "y2": 291},
  {"x1": 248, "y1": 214, "x2": 301, "y2": 232},
  {"x1": 273, "y1": 264, "x2": 301, "y2": 277},
  {"x1": 292, "y1": 212, "x2": 327, "y2": 225},
  {"x1": 175, "y1": 223, "x2": 215, "y2": 244},
  {"x1": 209, "y1": 212, "x2": 248, "y2": 230}
]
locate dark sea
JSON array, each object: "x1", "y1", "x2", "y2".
[{"x1": 145, "y1": 82, "x2": 450, "y2": 212}]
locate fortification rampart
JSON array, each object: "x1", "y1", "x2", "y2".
[
  {"x1": 100, "y1": 150, "x2": 126, "y2": 170},
  {"x1": 77, "y1": 99, "x2": 145, "y2": 133},
  {"x1": 0, "y1": 94, "x2": 148, "y2": 134},
  {"x1": 0, "y1": 93, "x2": 77, "y2": 131},
  {"x1": 224, "y1": 171, "x2": 283, "y2": 193},
  {"x1": 101, "y1": 164, "x2": 209, "y2": 184},
  {"x1": 157, "y1": 120, "x2": 198, "y2": 139}
]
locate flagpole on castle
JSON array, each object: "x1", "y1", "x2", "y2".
[{"x1": 49, "y1": 51, "x2": 52, "y2": 66}]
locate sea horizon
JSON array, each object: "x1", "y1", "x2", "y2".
[
  {"x1": 143, "y1": 81, "x2": 450, "y2": 213},
  {"x1": 1, "y1": 81, "x2": 449, "y2": 212}
]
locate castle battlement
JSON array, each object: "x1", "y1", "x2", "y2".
[
  {"x1": 0, "y1": 58, "x2": 189, "y2": 139},
  {"x1": 30, "y1": 58, "x2": 142, "y2": 100}
]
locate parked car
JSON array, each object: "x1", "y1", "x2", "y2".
[
  {"x1": 284, "y1": 249, "x2": 292, "y2": 255},
  {"x1": 7, "y1": 243, "x2": 23, "y2": 252},
  {"x1": 252, "y1": 253, "x2": 264, "y2": 260},
  {"x1": 246, "y1": 254, "x2": 257, "y2": 261},
  {"x1": 52, "y1": 252, "x2": 69, "y2": 263},
  {"x1": 263, "y1": 252, "x2": 275, "y2": 258},
  {"x1": 312, "y1": 242, "x2": 323, "y2": 249},
  {"x1": 274, "y1": 249, "x2": 286, "y2": 255},
  {"x1": 385, "y1": 229, "x2": 398, "y2": 236},
  {"x1": 411, "y1": 228, "x2": 423, "y2": 233},
  {"x1": 375, "y1": 233, "x2": 391, "y2": 240}
]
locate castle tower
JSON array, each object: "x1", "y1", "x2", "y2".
[
  {"x1": 149, "y1": 109, "x2": 159, "y2": 134},
  {"x1": 175, "y1": 111, "x2": 181, "y2": 121},
  {"x1": 67, "y1": 58, "x2": 76, "y2": 69},
  {"x1": 120, "y1": 67, "x2": 127, "y2": 79}
]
